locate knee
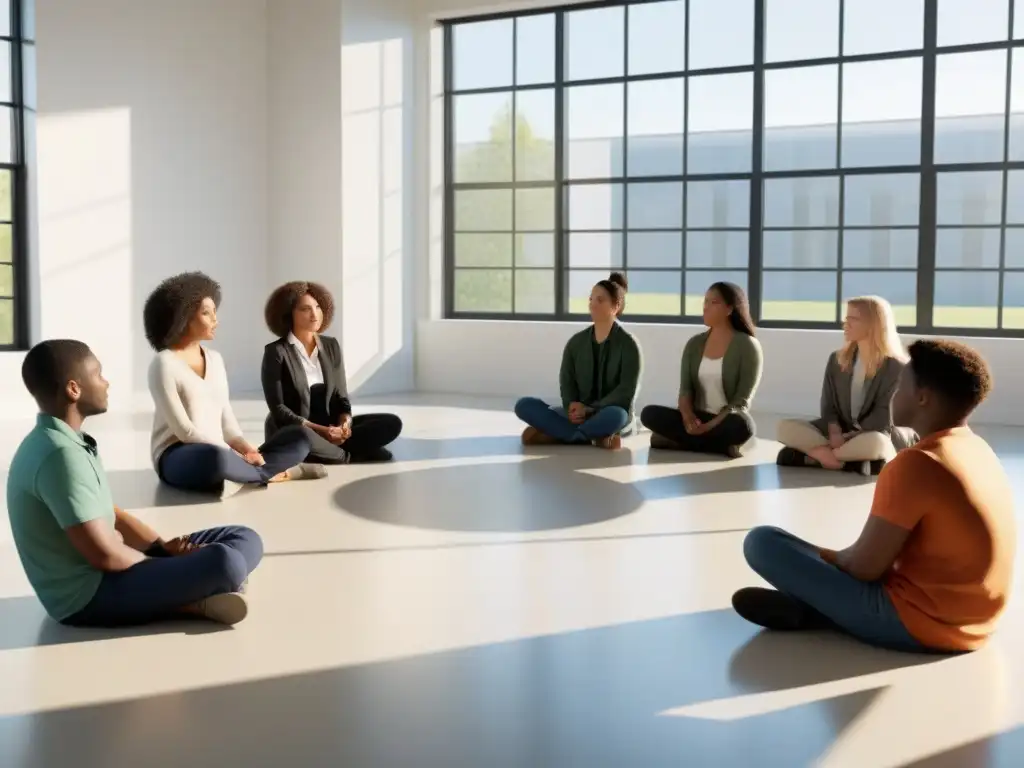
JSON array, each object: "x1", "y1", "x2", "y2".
[
  {"x1": 514, "y1": 397, "x2": 539, "y2": 419},
  {"x1": 606, "y1": 406, "x2": 629, "y2": 428},
  {"x1": 733, "y1": 412, "x2": 755, "y2": 441},
  {"x1": 775, "y1": 418, "x2": 801, "y2": 445},
  {"x1": 387, "y1": 414, "x2": 403, "y2": 436},
  {"x1": 282, "y1": 423, "x2": 312, "y2": 451},
  {"x1": 743, "y1": 526, "x2": 785, "y2": 572},
  {"x1": 206, "y1": 543, "x2": 249, "y2": 592},
  {"x1": 861, "y1": 431, "x2": 895, "y2": 459}
]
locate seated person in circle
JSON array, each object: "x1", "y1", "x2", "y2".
[
  {"x1": 7, "y1": 340, "x2": 262, "y2": 627},
  {"x1": 640, "y1": 282, "x2": 762, "y2": 458},
  {"x1": 261, "y1": 280, "x2": 403, "y2": 463},
  {"x1": 776, "y1": 296, "x2": 917, "y2": 476},
  {"x1": 144, "y1": 272, "x2": 323, "y2": 500},
  {"x1": 515, "y1": 272, "x2": 642, "y2": 450},
  {"x1": 734, "y1": 340, "x2": 1014, "y2": 654}
]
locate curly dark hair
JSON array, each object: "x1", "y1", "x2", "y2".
[
  {"x1": 264, "y1": 281, "x2": 336, "y2": 338},
  {"x1": 142, "y1": 272, "x2": 222, "y2": 351},
  {"x1": 907, "y1": 339, "x2": 992, "y2": 415}
]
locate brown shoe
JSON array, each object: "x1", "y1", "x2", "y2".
[
  {"x1": 650, "y1": 433, "x2": 682, "y2": 450},
  {"x1": 595, "y1": 434, "x2": 622, "y2": 450},
  {"x1": 521, "y1": 426, "x2": 557, "y2": 446},
  {"x1": 185, "y1": 592, "x2": 249, "y2": 626}
]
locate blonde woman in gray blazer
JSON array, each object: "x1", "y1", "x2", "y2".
[{"x1": 777, "y1": 296, "x2": 917, "y2": 475}]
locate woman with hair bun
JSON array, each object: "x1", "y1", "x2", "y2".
[{"x1": 514, "y1": 272, "x2": 643, "y2": 450}]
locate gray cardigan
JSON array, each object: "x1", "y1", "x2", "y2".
[{"x1": 812, "y1": 351, "x2": 916, "y2": 450}]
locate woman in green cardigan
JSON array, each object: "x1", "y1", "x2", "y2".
[
  {"x1": 515, "y1": 272, "x2": 643, "y2": 450},
  {"x1": 640, "y1": 282, "x2": 762, "y2": 457}
]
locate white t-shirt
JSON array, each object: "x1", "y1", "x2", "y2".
[
  {"x1": 698, "y1": 356, "x2": 728, "y2": 414},
  {"x1": 287, "y1": 332, "x2": 324, "y2": 388},
  {"x1": 148, "y1": 348, "x2": 245, "y2": 467}
]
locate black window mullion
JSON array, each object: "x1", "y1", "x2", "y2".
[
  {"x1": 622, "y1": 5, "x2": 630, "y2": 277},
  {"x1": 835, "y1": 0, "x2": 845, "y2": 323},
  {"x1": 442, "y1": 23, "x2": 455, "y2": 318},
  {"x1": 916, "y1": 0, "x2": 938, "y2": 330},
  {"x1": 999, "y1": 3, "x2": 1016, "y2": 329},
  {"x1": 511, "y1": 20, "x2": 518, "y2": 314},
  {"x1": 748, "y1": 0, "x2": 765, "y2": 321},
  {"x1": 554, "y1": 10, "x2": 567, "y2": 318},
  {"x1": 10, "y1": 0, "x2": 27, "y2": 348},
  {"x1": 681, "y1": 0, "x2": 690, "y2": 316}
]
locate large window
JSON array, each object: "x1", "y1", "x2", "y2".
[
  {"x1": 0, "y1": 0, "x2": 29, "y2": 348},
  {"x1": 443, "y1": 0, "x2": 1024, "y2": 334}
]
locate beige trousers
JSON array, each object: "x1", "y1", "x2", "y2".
[{"x1": 776, "y1": 419, "x2": 896, "y2": 462}]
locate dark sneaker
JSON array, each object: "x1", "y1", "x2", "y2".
[
  {"x1": 731, "y1": 587, "x2": 817, "y2": 631},
  {"x1": 869, "y1": 459, "x2": 886, "y2": 476},
  {"x1": 775, "y1": 447, "x2": 806, "y2": 467},
  {"x1": 649, "y1": 433, "x2": 681, "y2": 450}
]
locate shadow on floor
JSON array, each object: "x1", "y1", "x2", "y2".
[
  {"x1": 0, "y1": 596, "x2": 228, "y2": 652},
  {"x1": 635, "y1": 462, "x2": 873, "y2": 500},
  {"x1": 0, "y1": 609, "x2": 940, "y2": 767},
  {"x1": 334, "y1": 452, "x2": 644, "y2": 532},
  {"x1": 902, "y1": 724, "x2": 1024, "y2": 767},
  {"x1": 390, "y1": 435, "x2": 644, "y2": 465},
  {"x1": 103, "y1": 469, "x2": 222, "y2": 510}
]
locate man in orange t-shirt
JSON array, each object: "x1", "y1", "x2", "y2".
[{"x1": 733, "y1": 339, "x2": 1015, "y2": 652}]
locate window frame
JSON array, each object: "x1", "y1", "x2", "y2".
[{"x1": 442, "y1": 0, "x2": 1024, "y2": 337}]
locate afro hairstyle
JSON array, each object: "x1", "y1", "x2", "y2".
[{"x1": 143, "y1": 272, "x2": 222, "y2": 351}]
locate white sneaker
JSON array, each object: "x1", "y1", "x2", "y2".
[
  {"x1": 193, "y1": 592, "x2": 248, "y2": 625},
  {"x1": 220, "y1": 480, "x2": 244, "y2": 501}
]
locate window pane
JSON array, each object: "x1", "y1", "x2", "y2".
[
  {"x1": 762, "y1": 271, "x2": 838, "y2": 321},
  {"x1": 935, "y1": 51, "x2": 1007, "y2": 164},
  {"x1": 936, "y1": 228, "x2": 1002, "y2": 268},
  {"x1": 568, "y1": 270, "x2": 609, "y2": 313},
  {"x1": 568, "y1": 184, "x2": 623, "y2": 229},
  {"x1": 22, "y1": 43, "x2": 34, "y2": 111},
  {"x1": 686, "y1": 231, "x2": 748, "y2": 268},
  {"x1": 627, "y1": 271, "x2": 682, "y2": 315},
  {"x1": 687, "y1": 180, "x2": 749, "y2": 228},
  {"x1": 516, "y1": 188, "x2": 554, "y2": 231},
  {"x1": 0, "y1": 0, "x2": 10, "y2": 38},
  {"x1": 568, "y1": 233, "x2": 624, "y2": 268},
  {"x1": 0, "y1": 169, "x2": 11, "y2": 221},
  {"x1": 516, "y1": 233, "x2": 554, "y2": 267},
  {"x1": 516, "y1": 90, "x2": 555, "y2": 181},
  {"x1": 937, "y1": 0, "x2": 1009, "y2": 47},
  {"x1": 515, "y1": 269, "x2": 555, "y2": 313},
  {"x1": 628, "y1": 231, "x2": 682, "y2": 268},
  {"x1": 1009, "y1": 50, "x2": 1024, "y2": 160},
  {"x1": 629, "y1": 1, "x2": 686, "y2": 75},
  {"x1": 764, "y1": 177, "x2": 840, "y2": 227},
  {"x1": 764, "y1": 65, "x2": 838, "y2": 171},
  {"x1": 627, "y1": 78, "x2": 684, "y2": 176},
  {"x1": 685, "y1": 271, "x2": 748, "y2": 314},
  {"x1": 842, "y1": 58, "x2": 922, "y2": 167},
  {"x1": 0, "y1": 298, "x2": 11, "y2": 345},
  {"x1": 454, "y1": 93, "x2": 512, "y2": 183},
  {"x1": 689, "y1": 0, "x2": 753, "y2": 69},
  {"x1": 0, "y1": 263, "x2": 11, "y2": 295},
  {"x1": 766, "y1": 0, "x2": 838, "y2": 62},
  {"x1": 841, "y1": 271, "x2": 917, "y2": 326},
  {"x1": 0, "y1": 43, "x2": 11, "y2": 104},
  {"x1": 455, "y1": 189, "x2": 512, "y2": 231},
  {"x1": 516, "y1": 15, "x2": 554, "y2": 86},
  {"x1": 844, "y1": 0, "x2": 923, "y2": 55},
  {"x1": 627, "y1": 182, "x2": 683, "y2": 229},
  {"x1": 763, "y1": 230, "x2": 838, "y2": 268},
  {"x1": 688, "y1": 72, "x2": 754, "y2": 174},
  {"x1": 843, "y1": 230, "x2": 918, "y2": 268},
  {"x1": 1001, "y1": 272, "x2": 1024, "y2": 328},
  {"x1": 933, "y1": 271, "x2": 999, "y2": 327},
  {"x1": 454, "y1": 269, "x2": 511, "y2": 312},
  {"x1": 455, "y1": 233, "x2": 511, "y2": 267},
  {"x1": 936, "y1": 171, "x2": 1003, "y2": 225},
  {"x1": 0, "y1": 107, "x2": 12, "y2": 164},
  {"x1": 844, "y1": 174, "x2": 920, "y2": 226},
  {"x1": 454, "y1": 20, "x2": 512, "y2": 90},
  {"x1": 1004, "y1": 229, "x2": 1024, "y2": 267},
  {"x1": 565, "y1": 6, "x2": 624, "y2": 81},
  {"x1": 567, "y1": 84, "x2": 623, "y2": 178}
]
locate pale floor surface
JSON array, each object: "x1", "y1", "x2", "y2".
[{"x1": 0, "y1": 394, "x2": 1022, "y2": 767}]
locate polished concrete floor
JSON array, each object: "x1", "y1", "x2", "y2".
[{"x1": 0, "y1": 395, "x2": 1022, "y2": 767}]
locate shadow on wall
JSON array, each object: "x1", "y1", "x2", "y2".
[{"x1": 0, "y1": 609, "x2": 940, "y2": 766}]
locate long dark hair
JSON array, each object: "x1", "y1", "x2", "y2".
[
  {"x1": 709, "y1": 281, "x2": 756, "y2": 337},
  {"x1": 595, "y1": 271, "x2": 628, "y2": 317}
]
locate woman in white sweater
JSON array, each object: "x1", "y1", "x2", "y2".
[{"x1": 144, "y1": 272, "x2": 324, "y2": 498}]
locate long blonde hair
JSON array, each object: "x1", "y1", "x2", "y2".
[{"x1": 837, "y1": 296, "x2": 906, "y2": 377}]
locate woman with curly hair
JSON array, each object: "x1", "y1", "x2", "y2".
[
  {"x1": 144, "y1": 272, "x2": 324, "y2": 499},
  {"x1": 261, "y1": 281, "x2": 403, "y2": 463}
]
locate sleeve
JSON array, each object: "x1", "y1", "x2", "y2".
[
  {"x1": 819, "y1": 354, "x2": 839, "y2": 426},
  {"x1": 559, "y1": 339, "x2": 580, "y2": 412},
  {"x1": 868, "y1": 451, "x2": 931, "y2": 531},
  {"x1": 728, "y1": 337, "x2": 763, "y2": 412},
  {"x1": 35, "y1": 448, "x2": 110, "y2": 529},
  {"x1": 261, "y1": 345, "x2": 304, "y2": 427},
  {"x1": 148, "y1": 355, "x2": 222, "y2": 445},
  {"x1": 217, "y1": 358, "x2": 245, "y2": 444},
  {"x1": 596, "y1": 335, "x2": 643, "y2": 410},
  {"x1": 858, "y1": 359, "x2": 902, "y2": 434},
  {"x1": 678, "y1": 338, "x2": 696, "y2": 400},
  {"x1": 329, "y1": 338, "x2": 352, "y2": 417}
]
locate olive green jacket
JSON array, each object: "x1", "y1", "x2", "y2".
[
  {"x1": 560, "y1": 323, "x2": 643, "y2": 422},
  {"x1": 678, "y1": 330, "x2": 763, "y2": 413}
]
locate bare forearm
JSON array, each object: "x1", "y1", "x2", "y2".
[
  {"x1": 228, "y1": 437, "x2": 255, "y2": 454},
  {"x1": 678, "y1": 395, "x2": 696, "y2": 420},
  {"x1": 114, "y1": 508, "x2": 163, "y2": 552},
  {"x1": 99, "y1": 545, "x2": 148, "y2": 572}
]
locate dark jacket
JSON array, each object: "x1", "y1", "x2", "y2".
[
  {"x1": 261, "y1": 335, "x2": 350, "y2": 437},
  {"x1": 559, "y1": 322, "x2": 643, "y2": 421}
]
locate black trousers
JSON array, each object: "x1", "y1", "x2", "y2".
[
  {"x1": 640, "y1": 404, "x2": 755, "y2": 456},
  {"x1": 302, "y1": 385, "x2": 402, "y2": 463}
]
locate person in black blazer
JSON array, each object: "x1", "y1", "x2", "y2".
[{"x1": 261, "y1": 281, "x2": 402, "y2": 463}]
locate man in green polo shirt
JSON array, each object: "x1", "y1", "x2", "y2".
[{"x1": 6, "y1": 339, "x2": 264, "y2": 627}]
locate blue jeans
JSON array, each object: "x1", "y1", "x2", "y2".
[
  {"x1": 64, "y1": 526, "x2": 263, "y2": 627},
  {"x1": 157, "y1": 424, "x2": 311, "y2": 493},
  {"x1": 743, "y1": 526, "x2": 924, "y2": 652},
  {"x1": 514, "y1": 397, "x2": 630, "y2": 444}
]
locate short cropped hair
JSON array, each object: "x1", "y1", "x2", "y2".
[
  {"x1": 263, "y1": 281, "x2": 335, "y2": 338},
  {"x1": 22, "y1": 339, "x2": 94, "y2": 405},
  {"x1": 907, "y1": 339, "x2": 992, "y2": 415},
  {"x1": 142, "y1": 272, "x2": 221, "y2": 351}
]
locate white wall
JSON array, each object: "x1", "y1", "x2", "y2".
[{"x1": 0, "y1": 0, "x2": 271, "y2": 416}]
